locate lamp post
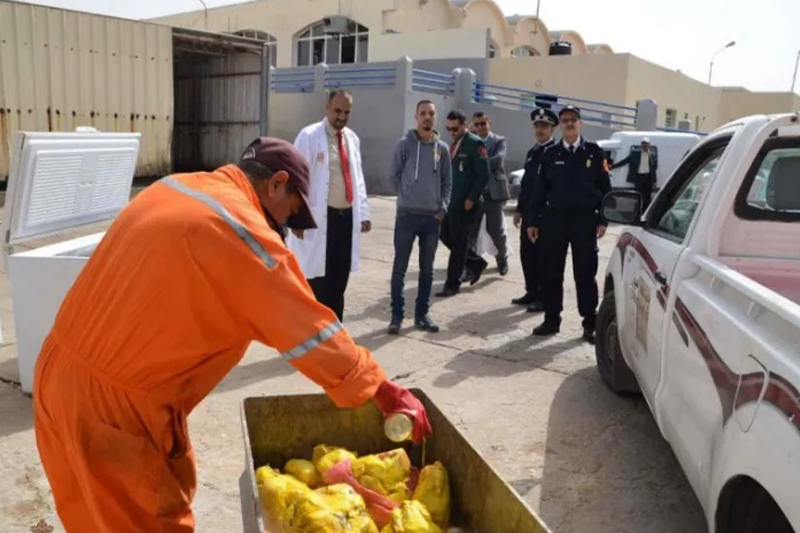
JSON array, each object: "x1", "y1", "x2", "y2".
[
  {"x1": 708, "y1": 40, "x2": 736, "y2": 85},
  {"x1": 197, "y1": 0, "x2": 208, "y2": 29},
  {"x1": 792, "y1": 49, "x2": 800, "y2": 93}
]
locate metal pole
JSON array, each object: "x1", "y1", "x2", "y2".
[
  {"x1": 260, "y1": 44, "x2": 271, "y2": 137},
  {"x1": 534, "y1": 0, "x2": 542, "y2": 34},
  {"x1": 792, "y1": 50, "x2": 800, "y2": 93},
  {"x1": 197, "y1": 0, "x2": 208, "y2": 30},
  {"x1": 708, "y1": 41, "x2": 736, "y2": 86}
]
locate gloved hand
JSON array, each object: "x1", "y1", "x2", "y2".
[
  {"x1": 371, "y1": 380, "x2": 433, "y2": 443},
  {"x1": 322, "y1": 460, "x2": 397, "y2": 527}
]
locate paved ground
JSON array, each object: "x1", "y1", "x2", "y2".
[{"x1": 0, "y1": 192, "x2": 707, "y2": 533}]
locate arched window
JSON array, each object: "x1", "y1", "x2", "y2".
[
  {"x1": 233, "y1": 30, "x2": 277, "y2": 67},
  {"x1": 295, "y1": 18, "x2": 368, "y2": 67},
  {"x1": 511, "y1": 45, "x2": 539, "y2": 57}
]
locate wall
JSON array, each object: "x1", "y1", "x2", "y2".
[
  {"x1": 0, "y1": 0, "x2": 173, "y2": 178},
  {"x1": 489, "y1": 55, "x2": 630, "y2": 106},
  {"x1": 460, "y1": 0, "x2": 510, "y2": 50},
  {"x1": 152, "y1": 0, "x2": 464, "y2": 68},
  {"x1": 718, "y1": 88, "x2": 800, "y2": 125},
  {"x1": 624, "y1": 55, "x2": 720, "y2": 131},
  {"x1": 152, "y1": 0, "x2": 612, "y2": 70},
  {"x1": 489, "y1": 54, "x2": 732, "y2": 131},
  {"x1": 414, "y1": 58, "x2": 488, "y2": 82},
  {"x1": 369, "y1": 27, "x2": 489, "y2": 62}
]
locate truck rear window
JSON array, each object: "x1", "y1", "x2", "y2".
[{"x1": 736, "y1": 138, "x2": 800, "y2": 222}]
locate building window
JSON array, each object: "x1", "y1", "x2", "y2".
[
  {"x1": 295, "y1": 18, "x2": 368, "y2": 67},
  {"x1": 511, "y1": 45, "x2": 538, "y2": 57},
  {"x1": 233, "y1": 30, "x2": 277, "y2": 67},
  {"x1": 489, "y1": 40, "x2": 499, "y2": 58},
  {"x1": 665, "y1": 108, "x2": 677, "y2": 128}
]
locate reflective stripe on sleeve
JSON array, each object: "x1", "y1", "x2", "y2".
[
  {"x1": 161, "y1": 176, "x2": 276, "y2": 268},
  {"x1": 281, "y1": 321, "x2": 344, "y2": 360}
]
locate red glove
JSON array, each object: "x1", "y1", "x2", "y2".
[{"x1": 371, "y1": 380, "x2": 433, "y2": 443}]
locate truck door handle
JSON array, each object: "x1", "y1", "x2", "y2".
[{"x1": 654, "y1": 271, "x2": 668, "y2": 286}]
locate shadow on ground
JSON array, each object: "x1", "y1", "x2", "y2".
[{"x1": 535, "y1": 367, "x2": 707, "y2": 533}]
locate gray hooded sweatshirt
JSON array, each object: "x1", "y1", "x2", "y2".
[{"x1": 391, "y1": 129, "x2": 452, "y2": 217}]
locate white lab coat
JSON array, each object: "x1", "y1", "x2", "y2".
[{"x1": 288, "y1": 120, "x2": 370, "y2": 280}]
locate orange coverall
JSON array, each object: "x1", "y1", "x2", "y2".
[{"x1": 33, "y1": 165, "x2": 386, "y2": 532}]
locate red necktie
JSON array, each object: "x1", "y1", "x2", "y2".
[{"x1": 337, "y1": 131, "x2": 353, "y2": 203}]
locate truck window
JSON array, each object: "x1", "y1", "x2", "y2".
[
  {"x1": 652, "y1": 147, "x2": 725, "y2": 241},
  {"x1": 735, "y1": 138, "x2": 800, "y2": 222}
]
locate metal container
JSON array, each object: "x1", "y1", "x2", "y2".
[
  {"x1": 0, "y1": 0, "x2": 173, "y2": 178},
  {"x1": 239, "y1": 390, "x2": 552, "y2": 533}
]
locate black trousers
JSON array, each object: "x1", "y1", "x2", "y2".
[
  {"x1": 309, "y1": 207, "x2": 353, "y2": 321},
  {"x1": 635, "y1": 173, "x2": 654, "y2": 211},
  {"x1": 441, "y1": 207, "x2": 482, "y2": 290},
  {"x1": 520, "y1": 229, "x2": 542, "y2": 300},
  {"x1": 541, "y1": 208, "x2": 599, "y2": 330}
]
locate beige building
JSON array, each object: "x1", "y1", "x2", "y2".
[
  {"x1": 153, "y1": 0, "x2": 799, "y2": 131},
  {"x1": 152, "y1": 0, "x2": 613, "y2": 68}
]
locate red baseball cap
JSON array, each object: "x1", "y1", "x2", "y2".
[{"x1": 240, "y1": 137, "x2": 317, "y2": 230}]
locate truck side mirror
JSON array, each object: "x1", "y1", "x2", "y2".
[{"x1": 602, "y1": 191, "x2": 642, "y2": 225}]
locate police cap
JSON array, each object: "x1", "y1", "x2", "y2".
[
  {"x1": 558, "y1": 105, "x2": 582, "y2": 119},
  {"x1": 531, "y1": 107, "x2": 558, "y2": 126}
]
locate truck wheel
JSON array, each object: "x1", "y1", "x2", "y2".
[
  {"x1": 595, "y1": 292, "x2": 640, "y2": 394},
  {"x1": 718, "y1": 477, "x2": 793, "y2": 533}
]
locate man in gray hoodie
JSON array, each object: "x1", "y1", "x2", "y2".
[{"x1": 388, "y1": 100, "x2": 453, "y2": 335}]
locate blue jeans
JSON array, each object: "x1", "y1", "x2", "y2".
[{"x1": 390, "y1": 211, "x2": 440, "y2": 319}]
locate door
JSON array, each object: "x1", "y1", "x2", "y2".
[{"x1": 620, "y1": 142, "x2": 728, "y2": 401}]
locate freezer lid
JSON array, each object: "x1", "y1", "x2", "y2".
[{"x1": 3, "y1": 131, "x2": 141, "y2": 247}]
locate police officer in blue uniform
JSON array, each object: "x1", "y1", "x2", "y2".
[
  {"x1": 512, "y1": 107, "x2": 557, "y2": 312},
  {"x1": 528, "y1": 105, "x2": 611, "y2": 343}
]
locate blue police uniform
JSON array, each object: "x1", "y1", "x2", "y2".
[
  {"x1": 530, "y1": 106, "x2": 611, "y2": 337},
  {"x1": 514, "y1": 107, "x2": 558, "y2": 308}
]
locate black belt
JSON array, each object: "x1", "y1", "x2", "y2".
[
  {"x1": 547, "y1": 204, "x2": 598, "y2": 212},
  {"x1": 328, "y1": 206, "x2": 353, "y2": 216}
]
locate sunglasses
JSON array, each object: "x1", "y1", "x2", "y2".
[{"x1": 473, "y1": 122, "x2": 487, "y2": 127}]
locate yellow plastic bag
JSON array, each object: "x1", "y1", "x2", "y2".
[
  {"x1": 411, "y1": 462, "x2": 450, "y2": 528},
  {"x1": 255, "y1": 466, "x2": 313, "y2": 528},
  {"x1": 284, "y1": 483, "x2": 379, "y2": 533},
  {"x1": 352, "y1": 449, "x2": 411, "y2": 504},
  {"x1": 312, "y1": 444, "x2": 359, "y2": 475},
  {"x1": 285, "y1": 459, "x2": 321, "y2": 488},
  {"x1": 379, "y1": 501, "x2": 443, "y2": 533}
]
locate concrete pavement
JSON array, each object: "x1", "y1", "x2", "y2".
[{"x1": 0, "y1": 193, "x2": 706, "y2": 533}]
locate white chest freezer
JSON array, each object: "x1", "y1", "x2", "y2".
[{"x1": 3, "y1": 131, "x2": 140, "y2": 393}]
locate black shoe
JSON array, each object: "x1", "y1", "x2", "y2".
[
  {"x1": 387, "y1": 317, "x2": 402, "y2": 335},
  {"x1": 526, "y1": 301, "x2": 545, "y2": 313},
  {"x1": 469, "y1": 260, "x2": 488, "y2": 285},
  {"x1": 435, "y1": 287, "x2": 459, "y2": 298},
  {"x1": 583, "y1": 328, "x2": 596, "y2": 345},
  {"x1": 511, "y1": 294, "x2": 536, "y2": 306},
  {"x1": 533, "y1": 321, "x2": 560, "y2": 336},
  {"x1": 414, "y1": 315, "x2": 440, "y2": 333},
  {"x1": 460, "y1": 269, "x2": 473, "y2": 284},
  {"x1": 497, "y1": 257, "x2": 509, "y2": 276}
]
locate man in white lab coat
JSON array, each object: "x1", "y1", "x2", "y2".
[{"x1": 289, "y1": 90, "x2": 371, "y2": 320}]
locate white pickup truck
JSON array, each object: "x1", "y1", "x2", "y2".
[{"x1": 597, "y1": 113, "x2": 800, "y2": 533}]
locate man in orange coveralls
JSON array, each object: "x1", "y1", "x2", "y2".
[{"x1": 33, "y1": 137, "x2": 432, "y2": 533}]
